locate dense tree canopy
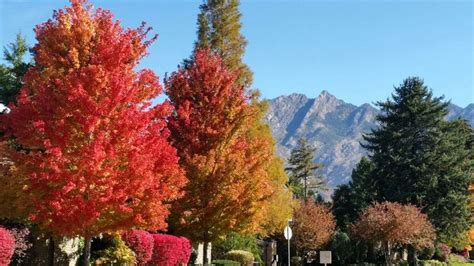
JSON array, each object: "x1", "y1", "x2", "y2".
[
  {"x1": 332, "y1": 157, "x2": 376, "y2": 230},
  {"x1": 0, "y1": 0, "x2": 186, "y2": 262},
  {"x1": 363, "y1": 77, "x2": 473, "y2": 244}
]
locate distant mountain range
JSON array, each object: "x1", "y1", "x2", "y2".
[{"x1": 265, "y1": 91, "x2": 473, "y2": 188}]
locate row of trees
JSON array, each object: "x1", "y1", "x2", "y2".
[{"x1": 0, "y1": 0, "x2": 293, "y2": 264}]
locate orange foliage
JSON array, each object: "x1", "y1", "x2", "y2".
[
  {"x1": 166, "y1": 50, "x2": 275, "y2": 243},
  {"x1": 351, "y1": 202, "x2": 435, "y2": 249},
  {"x1": 292, "y1": 200, "x2": 336, "y2": 250},
  {"x1": 0, "y1": 142, "x2": 32, "y2": 220}
]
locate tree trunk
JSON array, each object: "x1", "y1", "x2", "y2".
[
  {"x1": 304, "y1": 177, "x2": 307, "y2": 200},
  {"x1": 408, "y1": 245, "x2": 418, "y2": 266},
  {"x1": 367, "y1": 243, "x2": 375, "y2": 262},
  {"x1": 385, "y1": 241, "x2": 392, "y2": 266},
  {"x1": 48, "y1": 235, "x2": 55, "y2": 266},
  {"x1": 81, "y1": 234, "x2": 92, "y2": 266},
  {"x1": 203, "y1": 241, "x2": 209, "y2": 265}
]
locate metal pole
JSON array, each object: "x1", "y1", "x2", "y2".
[{"x1": 288, "y1": 238, "x2": 290, "y2": 266}]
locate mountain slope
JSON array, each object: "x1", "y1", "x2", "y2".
[{"x1": 265, "y1": 91, "x2": 473, "y2": 187}]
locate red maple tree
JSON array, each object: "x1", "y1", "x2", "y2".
[
  {"x1": 166, "y1": 49, "x2": 274, "y2": 262},
  {"x1": 0, "y1": 0, "x2": 186, "y2": 263}
]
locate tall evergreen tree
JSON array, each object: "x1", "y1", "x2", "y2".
[
  {"x1": 363, "y1": 77, "x2": 473, "y2": 244},
  {"x1": 285, "y1": 138, "x2": 326, "y2": 199},
  {"x1": 332, "y1": 157, "x2": 376, "y2": 230},
  {"x1": 195, "y1": 0, "x2": 252, "y2": 88},
  {"x1": 0, "y1": 34, "x2": 31, "y2": 106}
]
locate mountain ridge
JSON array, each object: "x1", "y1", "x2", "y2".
[{"x1": 265, "y1": 91, "x2": 473, "y2": 188}]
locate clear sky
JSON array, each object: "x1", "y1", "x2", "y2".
[{"x1": 1, "y1": 0, "x2": 472, "y2": 107}]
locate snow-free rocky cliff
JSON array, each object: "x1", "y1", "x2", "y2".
[{"x1": 265, "y1": 91, "x2": 473, "y2": 188}]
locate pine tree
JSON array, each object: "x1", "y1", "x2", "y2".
[
  {"x1": 285, "y1": 139, "x2": 326, "y2": 200},
  {"x1": 195, "y1": 0, "x2": 252, "y2": 88},
  {"x1": 0, "y1": 34, "x2": 31, "y2": 106},
  {"x1": 363, "y1": 77, "x2": 473, "y2": 244},
  {"x1": 332, "y1": 157, "x2": 375, "y2": 231}
]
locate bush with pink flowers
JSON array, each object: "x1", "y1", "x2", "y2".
[
  {"x1": 150, "y1": 234, "x2": 192, "y2": 265},
  {"x1": 0, "y1": 227, "x2": 15, "y2": 266},
  {"x1": 122, "y1": 230, "x2": 154, "y2": 265}
]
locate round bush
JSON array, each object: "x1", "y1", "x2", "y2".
[
  {"x1": 434, "y1": 243, "x2": 451, "y2": 262},
  {"x1": 0, "y1": 227, "x2": 15, "y2": 266},
  {"x1": 122, "y1": 230, "x2": 154, "y2": 265},
  {"x1": 224, "y1": 250, "x2": 254, "y2": 266},
  {"x1": 150, "y1": 234, "x2": 192, "y2": 265}
]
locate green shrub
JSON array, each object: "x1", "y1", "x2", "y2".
[
  {"x1": 419, "y1": 246, "x2": 436, "y2": 260},
  {"x1": 213, "y1": 232, "x2": 262, "y2": 262},
  {"x1": 223, "y1": 250, "x2": 254, "y2": 266},
  {"x1": 92, "y1": 235, "x2": 136, "y2": 265},
  {"x1": 213, "y1": 259, "x2": 241, "y2": 266}
]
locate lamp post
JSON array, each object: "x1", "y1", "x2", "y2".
[{"x1": 284, "y1": 219, "x2": 293, "y2": 266}]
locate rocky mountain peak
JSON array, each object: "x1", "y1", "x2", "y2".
[{"x1": 265, "y1": 92, "x2": 473, "y2": 189}]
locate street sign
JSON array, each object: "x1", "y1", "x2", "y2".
[
  {"x1": 283, "y1": 225, "x2": 292, "y2": 240},
  {"x1": 320, "y1": 251, "x2": 332, "y2": 265}
]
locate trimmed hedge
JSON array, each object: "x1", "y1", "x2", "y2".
[
  {"x1": 213, "y1": 259, "x2": 241, "y2": 266},
  {"x1": 223, "y1": 250, "x2": 253, "y2": 266},
  {"x1": 150, "y1": 234, "x2": 191, "y2": 265},
  {"x1": 0, "y1": 227, "x2": 15, "y2": 266},
  {"x1": 122, "y1": 230, "x2": 154, "y2": 265}
]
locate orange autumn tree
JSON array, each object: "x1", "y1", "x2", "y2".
[
  {"x1": 0, "y1": 0, "x2": 186, "y2": 264},
  {"x1": 292, "y1": 200, "x2": 336, "y2": 252},
  {"x1": 166, "y1": 49, "x2": 274, "y2": 263},
  {"x1": 0, "y1": 142, "x2": 32, "y2": 221},
  {"x1": 351, "y1": 202, "x2": 435, "y2": 265}
]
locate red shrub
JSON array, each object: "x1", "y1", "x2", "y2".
[
  {"x1": 122, "y1": 230, "x2": 154, "y2": 265},
  {"x1": 150, "y1": 234, "x2": 192, "y2": 265},
  {"x1": 0, "y1": 227, "x2": 15, "y2": 266},
  {"x1": 179, "y1": 237, "x2": 192, "y2": 264}
]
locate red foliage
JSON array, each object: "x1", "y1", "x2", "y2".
[
  {"x1": 150, "y1": 234, "x2": 191, "y2": 265},
  {"x1": 0, "y1": 227, "x2": 15, "y2": 266},
  {"x1": 121, "y1": 230, "x2": 154, "y2": 265},
  {"x1": 0, "y1": 0, "x2": 186, "y2": 237},
  {"x1": 179, "y1": 236, "x2": 192, "y2": 264}
]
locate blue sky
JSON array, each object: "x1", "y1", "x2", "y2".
[{"x1": 1, "y1": 0, "x2": 472, "y2": 107}]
